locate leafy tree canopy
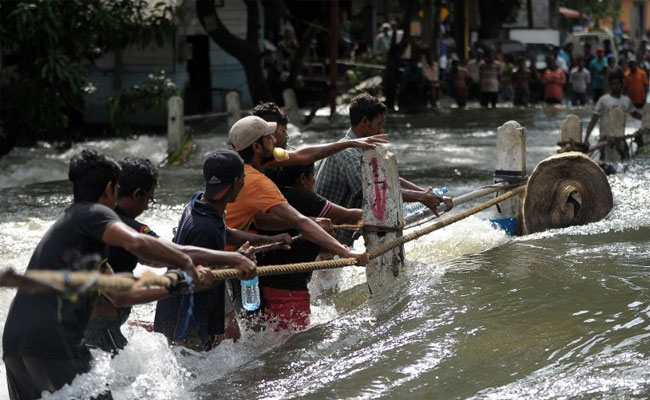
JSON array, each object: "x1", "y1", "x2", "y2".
[
  {"x1": 0, "y1": 0, "x2": 181, "y2": 151},
  {"x1": 559, "y1": 0, "x2": 622, "y2": 24}
]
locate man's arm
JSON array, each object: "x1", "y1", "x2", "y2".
[
  {"x1": 103, "y1": 222, "x2": 256, "y2": 279},
  {"x1": 253, "y1": 212, "x2": 332, "y2": 232},
  {"x1": 584, "y1": 113, "x2": 600, "y2": 143},
  {"x1": 324, "y1": 204, "x2": 362, "y2": 225},
  {"x1": 253, "y1": 211, "x2": 294, "y2": 230},
  {"x1": 400, "y1": 176, "x2": 453, "y2": 215},
  {"x1": 102, "y1": 265, "x2": 220, "y2": 307},
  {"x1": 264, "y1": 134, "x2": 388, "y2": 167},
  {"x1": 401, "y1": 188, "x2": 453, "y2": 217},
  {"x1": 174, "y1": 245, "x2": 256, "y2": 279},
  {"x1": 226, "y1": 227, "x2": 292, "y2": 248},
  {"x1": 399, "y1": 177, "x2": 425, "y2": 191},
  {"x1": 268, "y1": 203, "x2": 368, "y2": 265},
  {"x1": 103, "y1": 222, "x2": 193, "y2": 273}
]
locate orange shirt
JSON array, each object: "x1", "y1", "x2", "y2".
[
  {"x1": 543, "y1": 68, "x2": 566, "y2": 101},
  {"x1": 624, "y1": 69, "x2": 648, "y2": 105},
  {"x1": 225, "y1": 164, "x2": 287, "y2": 231}
]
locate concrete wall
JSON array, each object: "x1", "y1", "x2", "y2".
[
  {"x1": 83, "y1": 0, "x2": 254, "y2": 126},
  {"x1": 620, "y1": 0, "x2": 650, "y2": 38}
]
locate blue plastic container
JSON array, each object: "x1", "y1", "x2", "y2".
[{"x1": 489, "y1": 217, "x2": 517, "y2": 236}]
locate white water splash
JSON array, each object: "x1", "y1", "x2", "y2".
[{"x1": 0, "y1": 136, "x2": 166, "y2": 189}]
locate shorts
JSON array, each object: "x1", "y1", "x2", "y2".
[
  {"x1": 592, "y1": 88, "x2": 604, "y2": 104},
  {"x1": 261, "y1": 286, "x2": 310, "y2": 332},
  {"x1": 572, "y1": 92, "x2": 587, "y2": 106},
  {"x1": 83, "y1": 317, "x2": 128, "y2": 355},
  {"x1": 480, "y1": 92, "x2": 498, "y2": 108},
  {"x1": 4, "y1": 353, "x2": 112, "y2": 400}
]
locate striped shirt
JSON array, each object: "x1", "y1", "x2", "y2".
[{"x1": 314, "y1": 129, "x2": 363, "y2": 245}]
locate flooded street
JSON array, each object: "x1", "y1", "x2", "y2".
[{"x1": 1, "y1": 104, "x2": 649, "y2": 399}]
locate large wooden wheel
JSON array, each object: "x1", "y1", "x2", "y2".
[{"x1": 522, "y1": 152, "x2": 613, "y2": 234}]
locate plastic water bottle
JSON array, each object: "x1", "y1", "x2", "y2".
[
  {"x1": 241, "y1": 276, "x2": 261, "y2": 311},
  {"x1": 433, "y1": 187, "x2": 448, "y2": 197},
  {"x1": 402, "y1": 202, "x2": 427, "y2": 216},
  {"x1": 402, "y1": 187, "x2": 449, "y2": 217}
]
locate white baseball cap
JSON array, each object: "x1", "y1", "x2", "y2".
[{"x1": 229, "y1": 116, "x2": 277, "y2": 151}]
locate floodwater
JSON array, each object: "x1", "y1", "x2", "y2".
[{"x1": 1, "y1": 104, "x2": 649, "y2": 399}]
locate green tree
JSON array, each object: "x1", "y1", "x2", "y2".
[
  {"x1": 559, "y1": 0, "x2": 622, "y2": 28},
  {"x1": 478, "y1": 0, "x2": 522, "y2": 39},
  {"x1": 195, "y1": 0, "x2": 274, "y2": 104},
  {"x1": 0, "y1": 0, "x2": 180, "y2": 156}
]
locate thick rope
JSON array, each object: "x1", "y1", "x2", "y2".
[
  {"x1": 367, "y1": 185, "x2": 525, "y2": 259},
  {"x1": 0, "y1": 186, "x2": 525, "y2": 293}
]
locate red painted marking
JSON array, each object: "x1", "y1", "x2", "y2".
[{"x1": 369, "y1": 157, "x2": 387, "y2": 220}]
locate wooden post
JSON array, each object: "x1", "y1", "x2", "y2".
[
  {"x1": 361, "y1": 145, "x2": 405, "y2": 295},
  {"x1": 601, "y1": 107, "x2": 626, "y2": 162},
  {"x1": 561, "y1": 114, "x2": 582, "y2": 143},
  {"x1": 226, "y1": 91, "x2": 241, "y2": 129},
  {"x1": 494, "y1": 120, "x2": 526, "y2": 234},
  {"x1": 282, "y1": 88, "x2": 303, "y2": 128},
  {"x1": 167, "y1": 96, "x2": 184, "y2": 155}
]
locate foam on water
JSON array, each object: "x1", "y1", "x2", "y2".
[
  {"x1": 0, "y1": 136, "x2": 166, "y2": 189},
  {"x1": 405, "y1": 215, "x2": 510, "y2": 267}
]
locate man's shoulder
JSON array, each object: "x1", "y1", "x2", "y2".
[{"x1": 70, "y1": 202, "x2": 120, "y2": 224}]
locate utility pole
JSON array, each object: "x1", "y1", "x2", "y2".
[
  {"x1": 329, "y1": 0, "x2": 338, "y2": 118},
  {"x1": 578, "y1": 0, "x2": 585, "y2": 30}
]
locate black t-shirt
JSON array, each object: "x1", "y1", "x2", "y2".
[
  {"x1": 108, "y1": 206, "x2": 158, "y2": 274},
  {"x1": 257, "y1": 186, "x2": 331, "y2": 290},
  {"x1": 154, "y1": 191, "x2": 226, "y2": 344},
  {"x1": 3, "y1": 202, "x2": 120, "y2": 359}
]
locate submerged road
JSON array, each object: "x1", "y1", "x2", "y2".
[{"x1": 0, "y1": 105, "x2": 649, "y2": 399}]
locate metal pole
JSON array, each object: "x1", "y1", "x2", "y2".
[
  {"x1": 329, "y1": 0, "x2": 339, "y2": 118},
  {"x1": 404, "y1": 182, "x2": 523, "y2": 225}
]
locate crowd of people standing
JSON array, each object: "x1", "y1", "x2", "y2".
[{"x1": 446, "y1": 39, "x2": 650, "y2": 110}]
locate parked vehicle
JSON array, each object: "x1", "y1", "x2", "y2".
[
  {"x1": 510, "y1": 29, "x2": 560, "y2": 70},
  {"x1": 564, "y1": 32, "x2": 619, "y2": 63},
  {"x1": 510, "y1": 29, "x2": 560, "y2": 47}
]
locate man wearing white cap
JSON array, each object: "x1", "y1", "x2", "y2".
[{"x1": 225, "y1": 115, "x2": 369, "y2": 266}]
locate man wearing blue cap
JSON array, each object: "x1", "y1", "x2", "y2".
[{"x1": 154, "y1": 149, "x2": 290, "y2": 350}]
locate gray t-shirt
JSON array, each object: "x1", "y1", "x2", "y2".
[
  {"x1": 3, "y1": 203, "x2": 120, "y2": 359},
  {"x1": 570, "y1": 68, "x2": 591, "y2": 93},
  {"x1": 594, "y1": 94, "x2": 635, "y2": 137}
]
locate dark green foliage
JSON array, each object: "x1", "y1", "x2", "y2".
[
  {"x1": 108, "y1": 71, "x2": 179, "y2": 137},
  {"x1": 0, "y1": 0, "x2": 180, "y2": 153},
  {"x1": 559, "y1": 0, "x2": 622, "y2": 24}
]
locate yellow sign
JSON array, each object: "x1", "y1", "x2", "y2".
[
  {"x1": 418, "y1": 7, "x2": 449, "y2": 21},
  {"x1": 441, "y1": 7, "x2": 449, "y2": 22}
]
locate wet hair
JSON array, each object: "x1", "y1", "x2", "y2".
[
  {"x1": 266, "y1": 163, "x2": 315, "y2": 187},
  {"x1": 349, "y1": 93, "x2": 387, "y2": 126},
  {"x1": 236, "y1": 136, "x2": 265, "y2": 163},
  {"x1": 68, "y1": 149, "x2": 121, "y2": 203},
  {"x1": 117, "y1": 157, "x2": 159, "y2": 198},
  {"x1": 251, "y1": 102, "x2": 289, "y2": 126},
  {"x1": 608, "y1": 69, "x2": 623, "y2": 83}
]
